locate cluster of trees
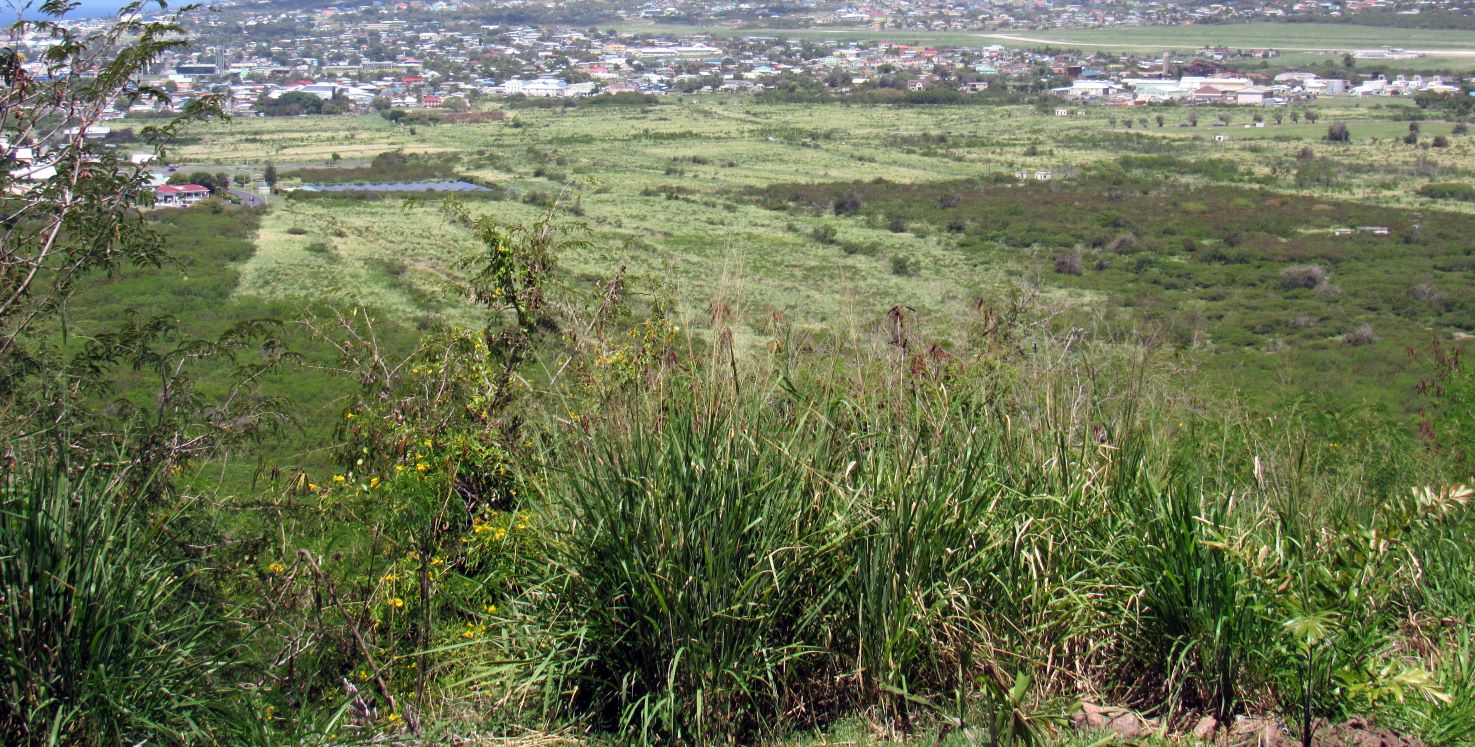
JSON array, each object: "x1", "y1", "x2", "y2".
[
  {"x1": 253, "y1": 90, "x2": 353, "y2": 116},
  {"x1": 167, "y1": 170, "x2": 232, "y2": 192},
  {"x1": 1414, "y1": 86, "x2": 1475, "y2": 117}
]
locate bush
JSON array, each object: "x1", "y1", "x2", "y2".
[
  {"x1": 889, "y1": 253, "x2": 916, "y2": 276},
  {"x1": 1417, "y1": 183, "x2": 1475, "y2": 202},
  {"x1": 1055, "y1": 248, "x2": 1085, "y2": 276},
  {"x1": 833, "y1": 192, "x2": 863, "y2": 216},
  {"x1": 810, "y1": 224, "x2": 838, "y2": 245},
  {"x1": 1280, "y1": 264, "x2": 1328, "y2": 290},
  {"x1": 1344, "y1": 323, "x2": 1378, "y2": 345},
  {"x1": 1107, "y1": 232, "x2": 1139, "y2": 254}
]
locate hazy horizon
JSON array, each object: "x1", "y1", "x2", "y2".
[{"x1": 7, "y1": 0, "x2": 196, "y2": 20}]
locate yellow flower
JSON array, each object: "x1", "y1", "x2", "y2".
[
  {"x1": 484, "y1": 603, "x2": 498, "y2": 614},
  {"x1": 386, "y1": 713, "x2": 403, "y2": 725},
  {"x1": 383, "y1": 573, "x2": 398, "y2": 582},
  {"x1": 387, "y1": 597, "x2": 405, "y2": 609},
  {"x1": 472, "y1": 520, "x2": 492, "y2": 534},
  {"x1": 394, "y1": 464, "x2": 406, "y2": 474},
  {"x1": 332, "y1": 474, "x2": 347, "y2": 484},
  {"x1": 423, "y1": 438, "x2": 433, "y2": 448},
  {"x1": 415, "y1": 462, "x2": 430, "y2": 474},
  {"x1": 430, "y1": 556, "x2": 444, "y2": 567},
  {"x1": 345, "y1": 412, "x2": 356, "y2": 420},
  {"x1": 369, "y1": 476, "x2": 381, "y2": 489},
  {"x1": 268, "y1": 562, "x2": 286, "y2": 575},
  {"x1": 492, "y1": 527, "x2": 507, "y2": 541},
  {"x1": 308, "y1": 483, "x2": 320, "y2": 492}
]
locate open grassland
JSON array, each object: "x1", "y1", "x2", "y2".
[{"x1": 172, "y1": 96, "x2": 1475, "y2": 406}]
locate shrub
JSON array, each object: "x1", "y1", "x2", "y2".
[
  {"x1": 1107, "y1": 232, "x2": 1139, "y2": 254},
  {"x1": 833, "y1": 192, "x2": 864, "y2": 216},
  {"x1": 286, "y1": 226, "x2": 309, "y2": 236},
  {"x1": 1410, "y1": 282, "x2": 1443, "y2": 305},
  {"x1": 1280, "y1": 264, "x2": 1328, "y2": 290},
  {"x1": 1055, "y1": 248, "x2": 1085, "y2": 276},
  {"x1": 1344, "y1": 323, "x2": 1378, "y2": 346},
  {"x1": 889, "y1": 253, "x2": 916, "y2": 276},
  {"x1": 1417, "y1": 183, "x2": 1475, "y2": 202}
]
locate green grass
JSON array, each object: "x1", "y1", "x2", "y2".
[{"x1": 158, "y1": 99, "x2": 1475, "y2": 410}]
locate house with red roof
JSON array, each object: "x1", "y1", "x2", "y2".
[{"x1": 153, "y1": 184, "x2": 211, "y2": 208}]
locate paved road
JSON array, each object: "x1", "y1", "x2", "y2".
[{"x1": 229, "y1": 187, "x2": 268, "y2": 208}]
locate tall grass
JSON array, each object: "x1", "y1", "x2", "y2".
[
  {"x1": 0, "y1": 462, "x2": 244, "y2": 745},
  {"x1": 511, "y1": 329, "x2": 1471, "y2": 743}
]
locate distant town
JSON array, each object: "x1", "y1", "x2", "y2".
[{"x1": 6, "y1": 0, "x2": 1468, "y2": 125}]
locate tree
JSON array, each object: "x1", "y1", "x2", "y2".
[
  {"x1": 1188, "y1": 112, "x2": 1199, "y2": 127},
  {"x1": 186, "y1": 171, "x2": 219, "y2": 192},
  {"x1": 1304, "y1": 110, "x2": 1320, "y2": 124},
  {"x1": 1, "y1": 1, "x2": 221, "y2": 364},
  {"x1": 264, "y1": 162, "x2": 279, "y2": 188},
  {"x1": 1291, "y1": 111, "x2": 1300, "y2": 124},
  {"x1": 833, "y1": 192, "x2": 863, "y2": 216},
  {"x1": 1, "y1": 5, "x2": 286, "y2": 736},
  {"x1": 1327, "y1": 121, "x2": 1351, "y2": 143},
  {"x1": 1155, "y1": 114, "x2": 1165, "y2": 128},
  {"x1": 1432, "y1": 135, "x2": 1450, "y2": 148},
  {"x1": 256, "y1": 90, "x2": 326, "y2": 116}
]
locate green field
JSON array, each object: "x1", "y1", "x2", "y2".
[{"x1": 163, "y1": 96, "x2": 1475, "y2": 407}]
